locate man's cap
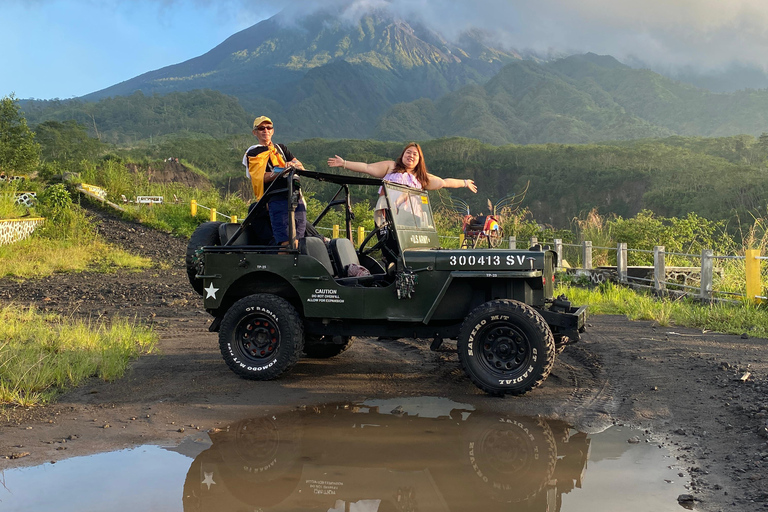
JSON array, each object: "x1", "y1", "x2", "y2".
[{"x1": 253, "y1": 116, "x2": 273, "y2": 129}]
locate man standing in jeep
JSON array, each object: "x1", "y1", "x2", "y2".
[{"x1": 243, "y1": 116, "x2": 306, "y2": 247}]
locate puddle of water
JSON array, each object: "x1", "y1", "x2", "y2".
[{"x1": 0, "y1": 398, "x2": 689, "y2": 512}]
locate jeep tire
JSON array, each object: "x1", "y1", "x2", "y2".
[
  {"x1": 457, "y1": 299, "x2": 555, "y2": 396},
  {"x1": 464, "y1": 415, "x2": 557, "y2": 503},
  {"x1": 219, "y1": 294, "x2": 304, "y2": 380},
  {"x1": 186, "y1": 221, "x2": 222, "y2": 296}
]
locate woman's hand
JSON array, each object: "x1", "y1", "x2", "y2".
[
  {"x1": 327, "y1": 155, "x2": 345, "y2": 168},
  {"x1": 465, "y1": 179, "x2": 478, "y2": 193}
]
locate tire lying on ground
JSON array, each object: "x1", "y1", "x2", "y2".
[{"x1": 186, "y1": 221, "x2": 222, "y2": 296}]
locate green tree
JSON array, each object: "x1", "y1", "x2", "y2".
[
  {"x1": 0, "y1": 95, "x2": 40, "y2": 175},
  {"x1": 34, "y1": 119, "x2": 106, "y2": 166}
]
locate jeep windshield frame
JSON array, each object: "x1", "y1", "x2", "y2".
[{"x1": 383, "y1": 182, "x2": 440, "y2": 252}]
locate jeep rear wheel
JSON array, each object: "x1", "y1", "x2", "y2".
[
  {"x1": 303, "y1": 336, "x2": 354, "y2": 358},
  {"x1": 458, "y1": 300, "x2": 555, "y2": 396},
  {"x1": 219, "y1": 294, "x2": 304, "y2": 380},
  {"x1": 186, "y1": 221, "x2": 222, "y2": 296}
]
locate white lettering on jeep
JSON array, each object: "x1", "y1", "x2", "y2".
[
  {"x1": 308, "y1": 288, "x2": 344, "y2": 304},
  {"x1": 448, "y1": 254, "x2": 531, "y2": 267}
]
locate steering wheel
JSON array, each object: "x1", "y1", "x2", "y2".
[{"x1": 359, "y1": 224, "x2": 390, "y2": 257}]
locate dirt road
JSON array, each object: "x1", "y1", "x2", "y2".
[{"x1": 1, "y1": 205, "x2": 767, "y2": 512}]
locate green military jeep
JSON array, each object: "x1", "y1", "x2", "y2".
[{"x1": 186, "y1": 169, "x2": 586, "y2": 396}]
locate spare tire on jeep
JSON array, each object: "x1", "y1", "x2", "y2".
[{"x1": 186, "y1": 221, "x2": 222, "y2": 296}]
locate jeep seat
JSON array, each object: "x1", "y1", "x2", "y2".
[
  {"x1": 329, "y1": 237, "x2": 359, "y2": 277},
  {"x1": 330, "y1": 238, "x2": 389, "y2": 287},
  {"x1": 300, "y1": 236, "x2": 335, "y2": 276},
  {"x1": 219, "y1": 223, "x2": 251, "y2": 246}
]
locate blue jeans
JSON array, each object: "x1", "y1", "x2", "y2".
[{"x1": 269, "y1": 200, "x2": 306, "y2": 244}]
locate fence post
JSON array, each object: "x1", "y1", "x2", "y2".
[
  {"x1": 554, "y1": 239, "x2": 563, "y2": 271},
  {"x1": 654, "y1": 246, "x2": 666, "y2": 293},
  {"x1": 509, "y1": 236, "x2": 516, "y2": 250},
  {"x1": 332, "y1": 224, "x2": 339, "y2": 239},
  {"x1": 231, "y1": 215, "x2": 238, "y2": 224},
  {"x1": 190, "y1": 200, "x2": 197, "y2": 217},
  {"x1": 357, "y1": 226, "x2": 365, "y2": 246},
  {"x1": 745, "y1": 249, "x2": 762, "y2": 304},
  {"x1": 617, "y1": 243, "x2": 628, "y2": 284},
  {"x1": 582, "y1": 241, "x2": 592, "y2": 270},
  {"x1": 700, "y1": 249, "x2": 713, "y2": 301},
  {"x1": 530, "y1": 236, "x2": 538, "y2": 247},
  {"x1": 210, "y1": 208, "x2": 217, "y2": 222},
  {"x1": 459, "y1": 233, "x2": 465, "y2": 248}
]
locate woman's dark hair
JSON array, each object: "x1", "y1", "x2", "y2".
[{"x1": 393, "y1": 142, "x2": 429, "y2": 187}]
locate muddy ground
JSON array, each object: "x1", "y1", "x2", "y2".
[{"x1": 1, "y1": 204, "x2": 767, "y2": 512}]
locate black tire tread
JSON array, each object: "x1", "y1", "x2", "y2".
[
  {"x1": 218, "y1": 294, "x2": 304, "y2": 380},
  {"x1": 458, "y1": 299, "x2": 555, "y2": 396}
]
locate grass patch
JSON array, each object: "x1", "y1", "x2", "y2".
[
  {"x1": 0, "y1": 236, "x2": 152, "y2": 279},
  {"x1": 559, "y1": 281, "x2": 768, "y2": 337},
  {"x1": 0, "y1": 305, "x2": 157, "y2": 406}
]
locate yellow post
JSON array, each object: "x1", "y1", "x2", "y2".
[
  {"x1": 745, "y1": 249, "x2": 762, "y2": 303},
  {"x1": 231, "y1": 215, "x2": 238, "y2": 224},
  {"x1": 357, "y1": 226, "x2": 365, "y2": 246},
  {"x1": 210, "y1": 208, "x2": 217, "y2": 222},
  {"x1": 459, "y1": 234, "x2": 465, "y2": 248},
  {"x1": 190, "y1": 200, "x2": 197, "y2": 217},
  {"x1": 333, "y1": 224, "x2": 339, "y2": 239}
]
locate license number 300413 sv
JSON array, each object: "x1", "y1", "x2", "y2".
[{"x1": 449, "y1": 254, "x2": 532, "y2": 267}]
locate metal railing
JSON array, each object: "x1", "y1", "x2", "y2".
[
  {"x1": 190, "y1": 200, "x2": 237, "y2": 223},
  {"x1": 548, "y1": 239, "x2": 765, "y2": 304}
]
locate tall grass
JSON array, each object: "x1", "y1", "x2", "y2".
[
  {"x1": 0, "y1": 204, "x2": 152, "y2": 278},
  {"x1": 0, "y1": 183, "x2": 32, "y2": 219},
  {"x1": 0, "y1": 237, "x2": 151, "y2": 278},
  {"x1": 0, "y1": 305, "x2": 157, "y2": 406},
  {"x1": 559, "y1": 281, "x2": 768, "y2": 337}
]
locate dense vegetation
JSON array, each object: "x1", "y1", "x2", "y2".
[
  {"x1": 101, "y1": 133, "x2": 768, "y2": 235},
  {"x1": 22, "y1": 90, "x2": 251, "y2": 145}
]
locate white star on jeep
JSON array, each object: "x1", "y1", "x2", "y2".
[
  {"x1": 204, "y1": 283, "x2": 219, "y2": 299},
  {"x1": 202, "y1": 471, "x2": 216, "y2": 490}
]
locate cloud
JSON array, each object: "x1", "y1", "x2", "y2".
[
  {"x1": 12, "y1": 0, "x2": 768, "y2": 71},
  {"x1": 264, "y1": 0, "x2": 768, "y2": 72}
]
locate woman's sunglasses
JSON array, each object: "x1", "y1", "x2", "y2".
[{"x1": 256, "y1": 125, "x2": 274, "y2": 131}]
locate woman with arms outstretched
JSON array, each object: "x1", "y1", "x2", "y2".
[{"x1": 327, "y1": 142, "x2": 477, "y2": 224}]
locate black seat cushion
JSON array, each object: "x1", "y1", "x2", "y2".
[
  {"x1": 300, "y1": 237, "x2": 335, "y2": 276},
  {"x1": 330, "y1": 238, "x2": 360, "y2": 277}
]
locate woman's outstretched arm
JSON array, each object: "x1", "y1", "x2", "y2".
[
  {"x1": 425, "y1": 175, "x2": 478, "y2": 193},
  {"x1": 327, "y1": 155, "x2": 394, "y2": 178}
]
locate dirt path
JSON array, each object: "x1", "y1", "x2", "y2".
[{"x1": 1, "y1": 204, "x2": 767, "y2": 511}]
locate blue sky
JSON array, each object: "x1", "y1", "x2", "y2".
[
  {"x1": 4, "y1": 0, "x2": 768, "y2": 100},
  {"x1": 1, "y1": 1, "x2": 276, "y2": 99}
]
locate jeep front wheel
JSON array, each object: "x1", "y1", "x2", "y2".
[
  {"x1": 457, "y1": 300, "x2": 555, "y2": 396},
  {"x1": 219, "y1": 294, "x2": 304, "y2": 380}
]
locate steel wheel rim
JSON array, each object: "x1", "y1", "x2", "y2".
[
  {"x1": 235, "y1": 314, "x2": 280, "y2": 362},
  {"x1": 475, "y1": 426, "x2": 531, "y2": 474},
  {"x1": 479, "y1": 322, "x2": 532, "y2": 375}
]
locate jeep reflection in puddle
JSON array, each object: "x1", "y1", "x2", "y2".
[{"x1": 183, "y1": 398, "x2": 589, "y2": 512}]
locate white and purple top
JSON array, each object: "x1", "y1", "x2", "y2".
[{"x1": 379, "y1": 170, "x2": 422, "y2": 194}]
